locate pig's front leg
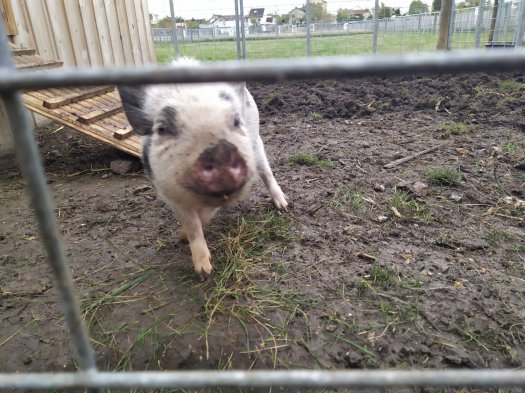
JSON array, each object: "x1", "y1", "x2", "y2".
[
  {"x1": 180, "y1": 210, "x2": 213, "y2": 280},
  {"x1": 253, "y1": 135, "x2": 288, "y2": 211}
]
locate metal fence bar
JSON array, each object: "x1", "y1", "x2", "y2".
[
  {"x1": 234, "y1": 0, "x2": 241, "y2": 59},
  {"x1": 1, "y1": 369, "x2": 525, "y2": 390},
  {"x1": 515, "y1": 0, "x2": 525, "y2": 46},
  {"x1": 373, "y1": 0, "x2": 380, "y2": 54},
  {"x1": 0, "y1": 20, "x2": 98, "y2": 375},
  {"x1": 1, "y1": 50, "x2": 524, "y2": 91},
  {"x1": 239, "y1": 0, "x2": 246, "y2": 59},
  {"x1": 306, "y1": 0, "x2": 311, "y2": 56}
]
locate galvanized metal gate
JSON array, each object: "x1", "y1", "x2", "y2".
[{"x1": 1, "y1": 18, "x2": 525, "y2": 391}]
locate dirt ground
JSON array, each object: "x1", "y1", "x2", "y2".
[{"x1": 1, "y1": 72, "x2": 524, "y2": 392}]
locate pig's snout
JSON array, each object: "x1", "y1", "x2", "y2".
[{"x1": 184, "y1": 139, "x2": 248, "y2": 197}]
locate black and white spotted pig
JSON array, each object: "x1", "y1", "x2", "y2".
[{"x1": 117, "y1": 59, "x2": 288, "y2": 280}]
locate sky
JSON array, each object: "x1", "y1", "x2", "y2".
[{"x1": 146, "y1": 0, "x2": 418, "y2": 20}]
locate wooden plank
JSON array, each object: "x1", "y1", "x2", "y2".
[
  {"x1": 1, "y1": 0, "x2": 19, "y2": 35},
  {"x1": 141, "y1": 0, "x2": 157, "y2": 63},
  {"x1": 92, "y1": 0, "x2": 115, "y2": 66},
  {"x1": 133, "y1": 0, "x2": 149, "y2": 64},
  {"x1": 43, "y1": 86, "x2": 115, "y2": 108},
  {"x1": 123, "y1": 0, "x2": 143, "y2": 65},
  {"x1": 44, "y1": 0, "x2": 77, "y2": 67},
  {"x1": 8, "y1": 1, "x2": 35, "y2": 49},
  {"x1": 103, "y1": 0, "x2": 125, "y2": 66},
  {"x1": 0, "y1": 99, "x2": 14, "y2": 155},
  {"x1": 78, "y1": 0, "x2": 103, "y2": 66},
  {"x1": 115, "y1": 0, "x2": 135, "y2": 65},
  {"x1": 24, "y1": 0, "x2": 58, "y2": 60},
  {"x1": 23, "y1": 94, "x2": 140, "y2": 157},
  {"x1": 77, "y1": 103, "x2": 123, "y2": 124},
  {"x1": 63, "y1": 1, "x2": 90, "y2": 66},
  {"x1": 11, "y1": 47, "x2": 36, "y2": 55},
  {"x1": 15, "y1": 59, "x2": 63, "y2": 69},
  {"x1": 113, "y1": 126, "x2": 133, "y2": 140}
]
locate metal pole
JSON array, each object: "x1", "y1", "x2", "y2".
[
  {"x1": 474, "y1": 0, "x2": 486, "y2": 48},
  {"x1": 2, "y1": 369, "x2": 525, "y2": 390},
  {"x1": 234, "y1": 0, "x2": 241, "y2": 59},
  {"x1": 373, "y1": 0, "x2": 380, "y2": 53},
  {"x1": 0, "y1": 22, "x2": 98, "y2": 375},
  {"x1": 168, "y1": 0, "x2": 179, "y2": 58},
  {"x1": 239, "y1": 0, "x2": 247, "y2": 59},
  {"x1": 514, "y1": 0, "x2": 525, "y2": 47},
  {"x1": 306, "y1": 0, "x2": 311, "y2": 56},
  {"x1": 1, "y1": 51, "x2": 525, "y2": 90},
  {"x1": 493, "y1": 0, "x2": 505, "y2": 42}
]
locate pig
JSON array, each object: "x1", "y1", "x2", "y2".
[{"x1": 117, "y1": 58, "x2": 288, "y2": 280}]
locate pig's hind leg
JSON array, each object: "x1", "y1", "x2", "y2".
[{"x1": 253, "y1": 135, "x2": 288, "y2": 211}]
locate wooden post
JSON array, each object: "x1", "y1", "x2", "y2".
[
  {"x1": 436, "y1": 0, "x2": 453, "y2": 49},
  {"x1": 487, "y1": 0, "x2": 499, "y2": 43}
]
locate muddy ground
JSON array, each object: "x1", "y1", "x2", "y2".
[{"x1": 1, "y1": 72, "x2": 524, "y2": 392}]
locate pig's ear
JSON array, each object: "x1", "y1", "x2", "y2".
[{"x1": 117, "y1": 86, "x2": 153, "y2": 135}]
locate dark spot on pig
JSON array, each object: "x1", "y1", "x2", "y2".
[
  {"x1": 246, "y1": 98, "x2": 251, "y2": 107},
  {"x1": 142, "y1": 136, "x2": 153, "y2": 179},
  {"x1": 155, "y1": 106, "x2": 178, "y2": 136},
  {"x1": 219, "y1": 91, "x2": 232, "y2": 102},
  {"x1": 234, "y1": 115, "x2": 240, "y2": 127}
]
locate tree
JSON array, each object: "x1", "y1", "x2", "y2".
[
  {"x1": 456, "y1": 0, "x2": 479, "y2": 8},
  {"x1": 277, "y1": 14, "x2": 290, "y2": 24},
  {"x1": 308, "y1": 3, "x2": 325, "y2": 22},
  {"x1": 157, "y1": 15, "x2": 183, "y2": 28},
  {"x1": 432, "y1": 0, "x2": 442, "y2": 11},
  {"x1": 379, "y1": 3, "x2": 392, "y2": 18},
  {"x1": 408, "y1": 0, "x2": 429, "y2": 13},
  {"x1": 336, "y1": 8, "x2": 351, "y2": 22}
]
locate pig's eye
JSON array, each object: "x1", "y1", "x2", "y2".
[{"x1": 233, "y1": 116, "x2": 240, "y2": 127}]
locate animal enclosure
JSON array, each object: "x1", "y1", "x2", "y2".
[{"x1": 1, "y1": 4, "x2": 525, "y2": 393}]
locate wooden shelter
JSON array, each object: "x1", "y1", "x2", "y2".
[{"x1": 0, "y1": 0, "x2": 155, "y2": 157}]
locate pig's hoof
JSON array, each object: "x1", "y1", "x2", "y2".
[
  {"x1": 274, "y1": 197, "x2": 289, "y2": 212},
  {"x1": 198, "y1": 267, "x2": 214, "y2": 281}
]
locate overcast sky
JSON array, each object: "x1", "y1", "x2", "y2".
[{"x1": 146, "y1": 0, "x2": 418, "y2": 20}]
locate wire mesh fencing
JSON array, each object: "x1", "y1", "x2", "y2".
[
  {"x1": 152, "y1": 0, "x2": 525, "y2": 62},
  {"x1": 2, "y1": 2, "x2": 525, "y2": 383}
]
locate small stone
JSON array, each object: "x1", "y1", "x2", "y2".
[
  {"x1": 292, "y1": 175, "x2": 300, "y2": 181},
  {"x1": 373, "y1": 183, "x2": 385, "y2": 192},
  {"x1": 344, "y1": 120, "x2": 350, "y2": 125},
  {"x1": 110, "y1": 159, "x2": 140, "y2": 175},
  {"x1": 101, "y1": 173, "x2": 110, "y2": 179},
  {"x1": 325, "y1": 324, "x2": 338, "y2": 332},
  {"x1": 411, "y1": 181, "x2": 428, "y2": 197},
  {"x1": 449, "y1": 193, "x2": 463, "y2": 202},
  {"x1": 375, "y1": 215, "x2": 388, "y2": 223}
]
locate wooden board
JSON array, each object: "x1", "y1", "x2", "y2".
[
  {"x1": 77, "y1": 103, "x2": 123, "y2": 124},
  {"x1": 43, "y1": 86, "x2": 114, "y2": 108},
  {"x1": 1, "y1": 0, "x2": 18, "y2": 35}
]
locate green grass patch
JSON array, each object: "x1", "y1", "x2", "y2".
[
  {"x1": 440, "y1": 122, "x2": 469, "y2": 135},
  {"x1": 331, "y1": 185, "x2": 364, "y2": 210},
  {"x1": 289, "y1": 153, "x2": 333, "y2": 168},
  {"x1": 391, "y1": 190, "x2": 435, "y2": 223},
  {"x1": 425, "y1": 167, "x2": 461, "y2": 186},
  {"x1": 498, "y1": 80, "x2": 525, "y2": 92}
]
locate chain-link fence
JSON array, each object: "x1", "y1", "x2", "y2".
[{"x1": 153, "y1": 0, "x2": 525, "y2": 62}]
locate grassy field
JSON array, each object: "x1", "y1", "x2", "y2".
[{"x1": 155, "y1": 31, "x2": 494, "y2": 63}]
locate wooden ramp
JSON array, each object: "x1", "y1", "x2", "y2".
[{"x1": 11, "y1": 44, "x2": 141, "y2": 158}]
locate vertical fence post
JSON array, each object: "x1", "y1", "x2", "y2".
[
  {"x1": 169, "y1": 0, "x2": 180, "y2": 58},
  {"x1": 437, "y1": 0, "x2": 454, "y2": 48},
  {"x1": 373, "y1": 0, "x2": 379, "y2": 54},
  {"x1": 306, "y1": 0, "x2": 311, "y2": 56},
  {"x1": 234, "y1": 0, "x2": 241, "y2": 59},
  {"x1": 474, "y1": 0, "x2": 486, "y2": 48},
  {"x1": 448, "y1": 0, "x2": 456, "y2": 49},
  {"x1": 0, "y1": 21, "x2": 98, "y2": 378},
  {"x1": 514, "y1": 0, "x2": 525, "y2": 47},
  {"x1": 239, "y1": 0, "x2": 247, "y2": 59}
]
